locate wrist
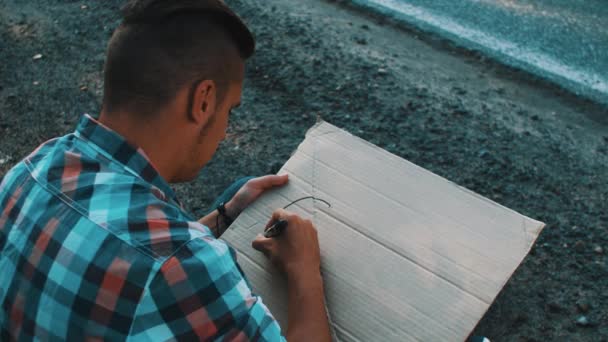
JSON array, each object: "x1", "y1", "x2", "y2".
[
  {"x1": 286, "y1": 265, "x2": 323, "y2": 286},
  {"x1": 224, "y1": 199, "x2": 241, "y2": 220}
]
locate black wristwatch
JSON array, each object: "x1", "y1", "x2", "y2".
[{"x1": 216, "y1": 202, "x2": 234, "y2": 227}]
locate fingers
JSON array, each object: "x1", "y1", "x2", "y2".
[
  {"x1": 265, "y1": 208, "x2": 291, "y2": 228},
  {"x1": 248, "y1": 174, "x2": 289, "y2": 190},
  {"x1": 251, "y1": 234, "x2": 267, "y2": 250},
  {"x1": 252, "y1": 234, "x2": 275, "y2": 254}
]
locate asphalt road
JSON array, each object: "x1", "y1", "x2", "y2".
[{"x1": 351, "y1": 0, "x2": 608, "y2": 105}]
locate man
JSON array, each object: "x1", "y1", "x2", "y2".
[{"x1": 0, "y1": 0, "x2": 331, "y2": 340}]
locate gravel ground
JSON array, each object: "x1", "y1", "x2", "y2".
[{"x1": 1, "y1": 0, "x2": 607, "y2": 340}]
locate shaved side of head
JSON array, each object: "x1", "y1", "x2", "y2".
[{"x1": 102, "y1": 0, "x2": 254, "y2": 117}]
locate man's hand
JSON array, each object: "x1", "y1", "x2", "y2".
[
  {"x1": 226, "y1": 174, "x2": 289, "y2": 218},
  {"x1": 252, "y1": 208, "x2": 321, "y2": 276},
  {"x1": 199, "y1": 175, "x2": 288, "y2": 238},
  {"x1": 252, "y1": 209, "x2": 331, "y2": 342}
]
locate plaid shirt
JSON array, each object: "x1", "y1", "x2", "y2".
[{"x1": 0, "y1": 114, "x2": 284, "y2": 341}]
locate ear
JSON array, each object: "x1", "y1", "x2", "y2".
[{"x1": 190, "y1": 79, "x2": 217, "y2": 126}]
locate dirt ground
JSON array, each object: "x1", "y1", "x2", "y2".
[{"x1": 1, "y1": 0, "x2": 607, "y2": 340}]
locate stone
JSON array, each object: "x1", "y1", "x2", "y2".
[
  {"x1": 546, "y1": 302, "x2": 562, "y2": 313},
  {"x1": 575, "y1": 316, "x2": 590, "y2": 327},
  {"x1": 573, "y1": 240, "x2": 585, "y2": 252},
  {"x1": 576, "y1": 302, "x2": 590, "y2": 313}
]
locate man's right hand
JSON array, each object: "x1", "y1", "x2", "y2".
[
  {"x1": 251, "y1": 208, "x2": 331, "y2": 342},
  {"x1": 251, "y1": 208, "x2": 321, "y2": 277}
]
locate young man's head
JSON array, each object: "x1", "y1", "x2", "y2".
[{"x1": 100, "y1": 0, "x2": 255, "y2": 182}]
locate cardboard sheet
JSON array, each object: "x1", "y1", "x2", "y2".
[{"x1": 221, "y1": 122, "x2": 545, "y2": 341}]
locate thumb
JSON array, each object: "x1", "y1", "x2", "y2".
[{"x1": 249, "y1": 174, "x2": 289, "y2": 190}]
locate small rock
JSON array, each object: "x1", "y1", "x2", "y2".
[
  {"x1": 33, "y1": 81, "x2": 40, "y2": 86},
  {"x1": 0, "y1": 158, "x2": 8, "y2": 165},
  {"x1": 546, "y1": 302, "x2": 562, "y2": 313},
  {"x1": 575, "y1": 316, "x2": 590, "y2": 327},
  {"x1": 79, "y1": 85, "x2": 88, "y2": 91},
  {"x1": 576, "y1": 302, "x2": 591, "y2": 313},
  {"x1": 594, "y1": 246, "x2": 604, "y2": 254},
  {"x1": 513, "y1": 312, "x2": 528, "y2": 325},
  {"x1": 377, "y1": 68, "x2": 388, "y2": 75},
  {"x1": 355, "y1": 37, "x2": 367, "y2": 45},
  {"x1": 32, "y1": 54, "x2": 43, "y2": 60},
  {"x1": 453, "y1": 87, "x2": 467, "y2": 96},
  {"x1": 81, "y1": 5, "x2": 88, "y2": 10},
  {"x1": 574, "y1": 240, "x2": 585, "y2": 252}
]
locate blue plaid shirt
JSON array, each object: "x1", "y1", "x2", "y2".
[{"x1": 0, "y1": 114, "x2": 284, "y2": 341}]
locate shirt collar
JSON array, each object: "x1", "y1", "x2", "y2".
[{"x1": 74, "y1": 114, "x2": 178, "y2": 203}]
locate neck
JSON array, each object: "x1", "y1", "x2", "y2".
[{"x1": 98, "y1": 110, "x2": 181, "y2": 183}]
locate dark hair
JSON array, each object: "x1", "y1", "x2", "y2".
[{"x1": 102, "y1": 0, "x2": 255, "y2": 116}]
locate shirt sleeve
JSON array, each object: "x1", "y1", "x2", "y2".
[{"x1": 128, "y1": 235, "x2": 286, "y2": 341}]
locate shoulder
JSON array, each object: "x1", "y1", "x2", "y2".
[{"x1": 12, "y1": 131, "x2": 214, "y2": 260}]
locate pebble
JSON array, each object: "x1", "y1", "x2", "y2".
[
  {"x1": 81, "y1": 5, "x2": 88, "y2": 10},
  {"x1": 33, "y1": 81, "x2": 40, "y2": 86},
  {"x1": 546, "y1": 302, "x2": 562, "y2": 313},
  {"x1": 573, "y1": 240, "x2": 585, "y2": 252},
  {"x1": 594, "y1": 246, "x2": 604, "y2": 254},
  {"x1": 355, "y1": 37, "x2": 367, "y2": 45},
  {"x1": 576, "y1": 302, "x2": 590, "y2": 313},
  {"x1": 575, "y1": 316, "x2": 590, "y2": 327},
  {"x1": 478, "y1": 149, "x2": 490, "y2": 158},
  {"x1": 32, "y1": 54, "x2": 43, "y2": 60},
  {"x1": 79, "y1": 85, "x2": 88, "y2": 91},
  {"x1": 377, "y1": 68, "x2": 388, "y2": 75}
]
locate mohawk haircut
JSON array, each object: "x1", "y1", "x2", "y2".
[{"x1": 102, "y1": 0, "x2": 255, "y2": 116}]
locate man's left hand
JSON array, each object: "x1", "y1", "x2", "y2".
[{"x1": 227, "y1": 174, "x2": 289, "y2": 218}]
